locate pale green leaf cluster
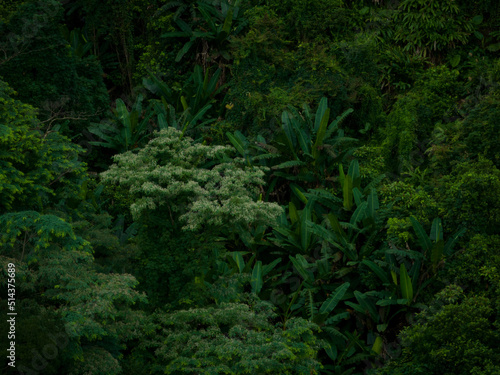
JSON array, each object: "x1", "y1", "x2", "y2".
[
  {"x1": 0, "y1": 79, "x2": 86, "y2": 213},
  {"x1": 101, "y1": 128, "x2": 283, "y2": 230},
  {"x1": 140, "y1": 302, "x2": 322, "y2": 374}
]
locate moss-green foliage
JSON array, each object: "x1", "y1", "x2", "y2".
[
  {"x1": 0, "y1": 0, "x2": 109, "y2": 135},
  {"x1": 353, "y1": 145, "x2": 386, "y2": 180},
  {"x1": 382, "y1": 66, "x2": 461, "y2": 171},
  {"x1": 128, "y1": 301, "x2": 322, "y2": 374},
  {"x1": 436, "y1": 157, "x2": 500, "y2": 235},
  {"x1": 379, "y1": 286, "x2": 500, "y2": 375},
  {"x1": 228, "y1": 6, "x2": 384, "y2": 137},
  {"x1": 134, "y1": 9, "x2": 183, "y2": 80},
  {"x1": 461, "y1": 88, "x2": 500, "y2": 168},
  {"x1": 0, "y1": 211, "x2": 146, "y2": 375},
  {"x1": 2, "y1": 0, "x2": 500, "y2": 373},
  {"x1": 379, "y1": 181, "x2": 438, "y2": 245},
  {"x1": 67, "y1": 0, "x2": 152, "y2": 93},
  {"x1": 425, "y1": 59, "x2": 500, "y2": 174},
  {"x1": 394, "y1": 0, "x2": 475, "y2": 59},
  {"x1": 133, "y1": 215, "x2": 220, "y2": 307},
  {"x1": 275, "y1": 0, "x2": 347, "y2": 42},
  {"x1": 446, "y1": 234, "x2": 500, "y2": 293},
  {"x1": 0, "y1": 79, "x2": 86, "y2": 213}
]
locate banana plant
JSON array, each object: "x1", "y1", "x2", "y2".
[
  {"x1": 88, "y1": 94, "x2": 154, "y2": 153},
  {"x1": 274, "y1": 98, "x2": 357, "y2": 186},
  {"x1": 153, "y1": 100, "x2": 215, "y2": 138},
  {"x1": 410, "y1": 216, "x2": 466, "y2": 272},
  {"x1": 61, "y1": 26, "x2": 93, "y2": 58},
  {"x1": 222, "y1": 251, "x2": 282, "y2": 295},
  {"x1": 161, "y1": 0, "x2": 245, "y2": 62},
  {"x1": 361, "y1": 217, "x2": 465, "y2": 314},
  {"x1": 303, "y1": 163, "x2": 387, "y2": 262},
  {"x1": 144, "y1": 65, "x2": 225, "y2": 116},
  {"x1": 271, "y1": 199, "x2": 323, "y2": 255},
  {"x1": 279, "y1": 253, "x2": 352, "y2": 327}
]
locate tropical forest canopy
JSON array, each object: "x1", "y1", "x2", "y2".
[{"x1": 1, "y1": 0, "x2": 500, "y2": 374}]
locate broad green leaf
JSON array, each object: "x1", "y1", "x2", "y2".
[
  {"x1": 366, "y1": 188, "x2": 379, "y2": 219},
  {"x1": 391, "y1": 270, "x2": 398, "y2": 285},
  {"x1": 450, "y1": 55, "x2": 461, "y2": 67},
  {"x1": 347, "y1": 159, "x2": 360, "y2": 186},
  {"x1": 187, "y1": 103, "x2": 212, "y2": 128},
  {"x1": 400, "y1": 264, "x2": 413, "y2": 303},
  {"x1": 376, "y1": 298, "x2": 409, "y2": 306},
  {"x1": 231, "y1": 251, "x2": 246, "y2": 273},
  {"x1": 290, "y1": 183, "x2": 308, "y2": 204},
  {"x1": 352, "y1": 187, "x2": 363, "y2": 207},
  {"x1": 281, "y1": 111, "x2": 297, "y2": 153},
  {"x1": 289, "y1": 201, "x2": 299, "y2": 225},
  {"x1": 345, "y1": 301, "x2": 364, "y2": 315},
  {"x1": 175, "y1": 39, "x2": 195, "y2": 62},
  {"x1": 354, "y1": 291, "x2": 379, "y2": 322},
  {"x1": 312, "y1": 107, "x2": 330, "y2": 160},
  {"x1": 362, "y1": 260, "x2": 390, "y2": 285},
  {"x1": 410, "y1": 216, "x2": 432, "y2": 254},
  {"x1": 324, "y1": 108, "x2": 354, "y2": 140},
  {"x1": 300, "y1": 200, "x2": 313, "y2": 251},
  {"x1": 262, "y1": 258, "x2": 282, "y2": 276},
  {"x1": 443, "y1": 227, "x2": 466, "y2": 256},
  {"x1": 339, "y1": 164, "x2": 345, "y2": 188},
  {"x1": 289, "y1": 255, "x2": 313, "y2": 283},
  {"x1": 430, "y1": 240, "x2": 444, "y2": 267},
  {"x1": 242, "y1": 254, "x2": 256, "y2": 274},
  {"x1": 430, "y1": 218, "x2": 443, "y2": 242},
  {"x1": 272, "y1": 160, "x2": 307, "y2": 170},
  {"x1": 307, "y1": 220, "x2": 339, "y2": 248},
  {"x1": 175, "y1": 18, "x2": 193, "y2": 33},
  {"x1": 372, "y1": 336, "x2": 383, "y2": 354},
  {"x1": 250, "y1": 261, "x2": 263, "y2": 294},
  {"x1": 226, "y1": 132, "x2": 246, "y2": 157},
  {"x1": 472, "y1": 14, "x2": 483, "y2": 25},
  {"x1": 324, "y1": 343, "x2": 338, "y2": 361},
  {"x1": 343, "y1": 175, "x2": 353, "y2": 211},
  {"x1": 324, "y1": 312, "x2": 350, "y2": 326},
  {"x1": 377, "y1": 323, "x2": 388, "y2": 332},
  {"x1": 327, "y1": 213, "x2": 344, "y2": 238},
  {"x1": 319, "y1": 282, "x2": 350, "y2": 315},
  {"x1": 290, "y1": 115, "x2": 311, "y2": 155},
  {"x1": 350, "y1": 201, "x2": 367, "y2": 225},
  {"x1": 314, "y1": 97, "x2": 328, "y2": 132}
]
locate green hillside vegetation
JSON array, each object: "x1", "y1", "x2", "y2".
[{"x1": 1, "y1": 0, "x2": 499, "y2": 374}]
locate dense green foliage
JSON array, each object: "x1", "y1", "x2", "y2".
[{"x1": 1, "y1": 0, "x2": 499, "y2": 374}]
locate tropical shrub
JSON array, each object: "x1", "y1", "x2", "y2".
[
  {"x1": 436, "y1": 157, "x2": 500, "y2": 235},
  {"x1": 0, "y1": 0, "x2": 109, "y2": 136},
  {"x1": 100, "y1": 127, "x2": 282, "y2": 304},
  {"x1": 446, "y1": 234, "x2": 500, "y2": 293},
  {"x1": 0, "y1": 79, "x2": 86, "y2": 213},
  {"x1": 0, "y1": 211, "x2": 146, "y2": 375},
  {"x1": 381, "y1": 66, "x2": 461, "y2": 172},
  {"x1": 379, "y1": 286, "x2": 500, "y2": 375},
  {"x1": 101, "y1": 127, "x2": 281, "y2": 230},
  {"x1": 394, "y1": 0, "x2": 478, "y2": 59},
  {"x1": 125, "y1": 300, "x2": 322, "y2": 374},
  {"x1": 88, "y1": 94, "x2": 155, "y2": 154}
]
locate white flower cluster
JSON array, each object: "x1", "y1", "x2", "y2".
[{"x1": 101, "y1": 128, "x2": 283, "y2": 230}]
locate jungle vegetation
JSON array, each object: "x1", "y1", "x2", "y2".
[{"x1": 1, "y1": 0, "x2": 499, "y2": 374}]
